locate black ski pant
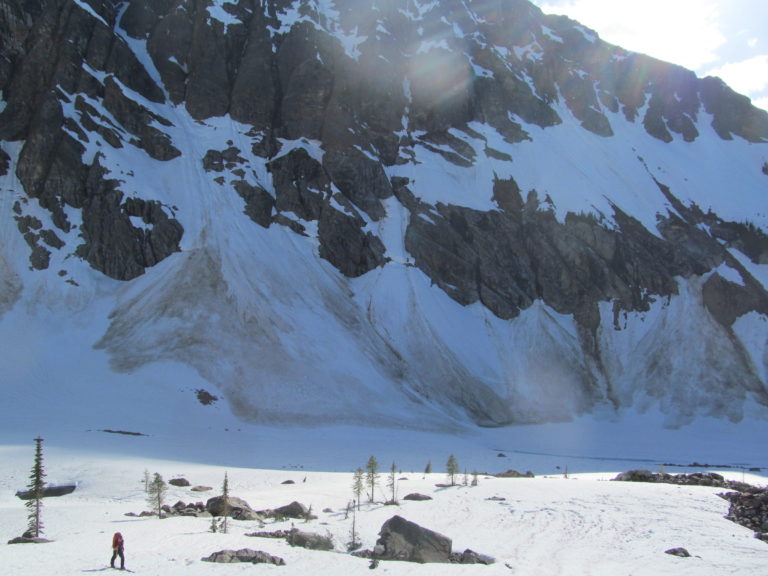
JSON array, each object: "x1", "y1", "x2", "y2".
[{"x1": 111, "y1": 547, "x2": 125, "y2": 569}]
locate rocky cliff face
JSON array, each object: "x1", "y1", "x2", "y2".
[{"x1": 1, "y1": 0, "x2": 767, "y2": 428}]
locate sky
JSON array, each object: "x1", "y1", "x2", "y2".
[{"x1": 531, "y1": 0, "x2": 768, "y2": 112}]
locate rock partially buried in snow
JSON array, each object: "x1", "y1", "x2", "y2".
[
  {"x1": 201, "y1": 548, "x2": 285, "y2": 565},
  {"x1": 664, "y1": 547, "x2": 691, "y2": 558},
  {"x1": 7, "y1": 536, "x2": 53, "y2": 545},
  {"x1": 403, "y1": 493, "x2": 433, "y2": 501},
  {"x1": 287, "y1": 529, "x2": 334, "y2": 551}
]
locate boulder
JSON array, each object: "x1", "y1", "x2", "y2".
[
  {"x1": 201, "y1": 548, "x2": 285, "y2": 566},
  {"x1": 613, "y1": 470, "x2": 656, "y2": 483},
  {"x1": 664, "y1": 547, "x2": 691, "y2": 558},
  {"x1": 169, "y1": 478, "x2": 190, "y2": 487},
  {"x1": 206, "y1": 495, "x2": 257, "y2": 519},
  {"x1": 191, "y1": 486, "x2": 212, "y2": 492},
  {"x1": 374, "y1": 515, "x2": 452, "y2": 563},
  {"x1": 261, "y1": 501, "x2": 311, "y2": 519},
  {"x1": 287, "y1": 529, "x2": 334, "y2": 551},
  {"x1": 403, "y1": 493, "x2": 432, "y2": 501}
]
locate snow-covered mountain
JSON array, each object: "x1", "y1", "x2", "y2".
[{"x1": 2, "y1": 0, "x2": 768, "y2": 433}]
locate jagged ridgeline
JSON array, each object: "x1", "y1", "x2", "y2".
[{"x1": 1, "y1": 0, "x2": 767, "y2": 428}]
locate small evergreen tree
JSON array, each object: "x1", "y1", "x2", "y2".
[
  {"x1": 386, "y1": 461, "x2": 398, "y2": 504},
  {"x1": 471, "y1": 471, "x2": 479, "y2": 486},
  {"x1": 347, "y1": 503, "x2": 361, "y2": 551},
  {"x1": 147, "y1": 473, "x2": 167, "y2": 518},
  {"x1": 446, "y1": 454, "x2": 459, "y2": 486},
  {"x1": 424, "y1": 460, "x2": 432, "y2": 475},
  {"x1": 352, "y1": 467, "x2": 364, "y2": 510},
  {"x1": 143, "y1": 469, "x2": 150, "y2": 493},
  {"x1": 25, "y1": 437, "x2": 46, "y2": 538},
  {"x1": 365, "y1": 456, "x2": 379, "y2": 503},
  {"x1": 220, "y1": 472, "x2": 230, "y2": 534}
]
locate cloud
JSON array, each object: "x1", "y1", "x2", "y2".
[
  {"x1": 533, "y1": 0, "x2": 726, "y2": 70},
  {"x1": 705, "y1": 55, "x2": 768, "y2": 95}
]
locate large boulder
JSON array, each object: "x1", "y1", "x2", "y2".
[
  {"x1": 206, "y1": 495, "x2": 259, "y2": 520},
  {"x1": 259, "y1": 501, "x2": 312, "y2": 520},
  {"x1": 374, "y1": 515, "x2": 452, "y2": 563}
]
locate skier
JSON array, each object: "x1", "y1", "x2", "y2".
[{"x1": 110, "y1": 532, "x2": 125, "y2": 570}]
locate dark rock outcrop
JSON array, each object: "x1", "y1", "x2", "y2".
[
  {"x1": 720, "y1": 489, "x2": 768, "y2": 539},
  {"x1": 613, "y1": 470, "x2": 758, "y2": 493}
]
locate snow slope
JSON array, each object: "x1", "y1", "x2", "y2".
[{"x1": 0, "y1": 438, "x2": 765, "y2": 576}]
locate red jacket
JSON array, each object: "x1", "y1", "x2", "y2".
[{"x1": 112, "y1": 533, "x2": 124, "y2": 550}]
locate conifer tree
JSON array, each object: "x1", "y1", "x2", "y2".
[
  {"x1": 424, "y1": 460, "x2": 432, "y2": 475},
  {"x1": 147, "y1": 473, "x2": 167, "y2": 518},
  {"x1": 365, "y1": 456, "x2": 379, "y2": 503},
  {"x1": 25, "y1": 437, "x2": 46, "y2": 538},
  {"x1": 220, "y1": 472, "x2": 230, "y2": 534},
  {"x1": 347, "y1": 502, "x2": 361, "y2": 551},
  {"x1": 386, "y1": 461, "x2": 398, "y2": 504},
  {"x1": 352, "y1": 467, "x2": 364, "y2": 510},
  {"x1": 446, "y1": 454, "x2": 459, "y2": 486}
]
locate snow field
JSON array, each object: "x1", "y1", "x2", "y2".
[{"x1": 1, "y1": 444, "x2": 766, "y2": 576}]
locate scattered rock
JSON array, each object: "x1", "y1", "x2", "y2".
[
  {"x1": 191, "y1": 486, "x2": 212, "y2": 492},
  {"x1": 374, "y1": 515, "x2": 452, "y2": 563},
  {"x1": 169, "y1": 478, "x2": 190, "y2": 487},
  {"x1": 664, "y1": 547, "x2": 691, "y2": 558},
  {"x1": 495, "y1": 469, "x2": 534, "y2": 478},
  {"x1": 403, "y1": 493, "x2": 433, "y2": 501},
  {"x1": 281, "y1": 480, "x2": 295, "y2": 485},
  {"x1": 202, "y1": 548, "x2": 285, "y2": 566}
]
